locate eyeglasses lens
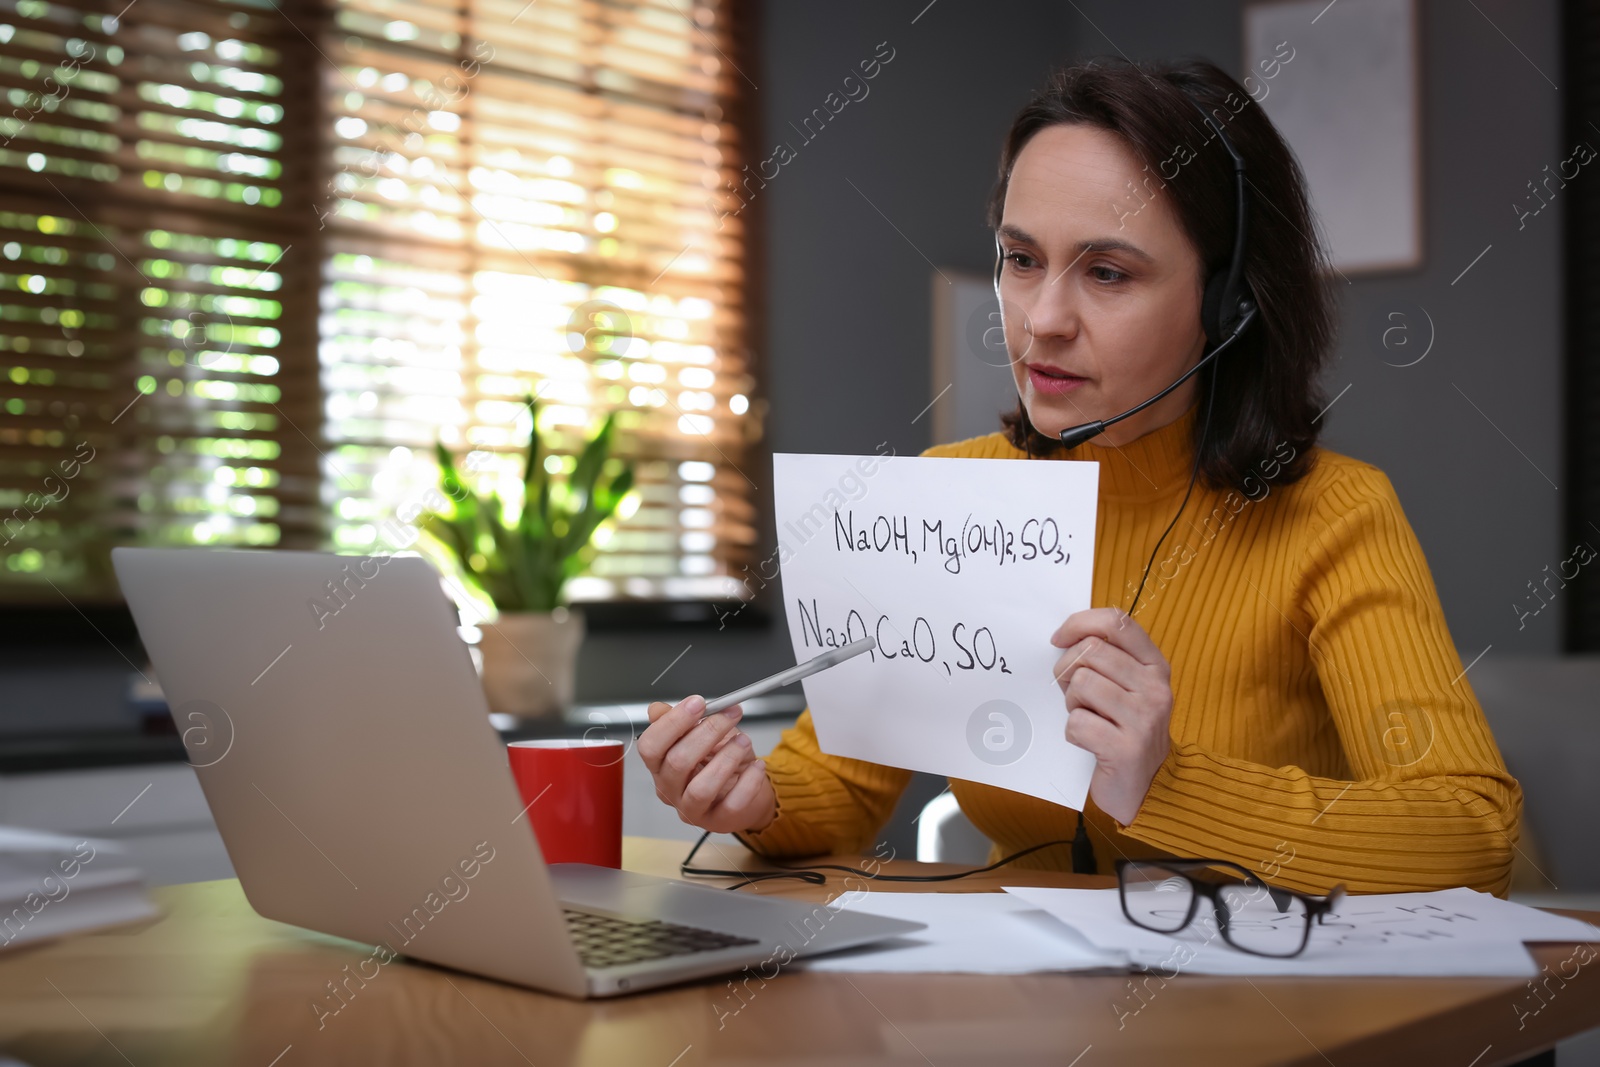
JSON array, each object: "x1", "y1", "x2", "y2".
[
  {"x1": 1216, "y1": 882, "x2": 1310, "y2": 956},
  {"x1": 1121, "y1": 863, "x2": 1197, "y2": 933}
]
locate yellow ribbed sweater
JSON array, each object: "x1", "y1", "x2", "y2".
[{"x1": 736, "y1": 402, "x2": 1523, "y2": 898}]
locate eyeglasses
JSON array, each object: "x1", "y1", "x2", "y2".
[{"x1": 1115, "y1": 858, "x2": 1346, "y2": 958}]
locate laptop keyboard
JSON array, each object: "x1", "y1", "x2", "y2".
[{"x1": 563, "y1": 908, "x2": 760, "y2": 970}]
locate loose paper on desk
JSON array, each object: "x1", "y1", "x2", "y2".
[
  {"x1": 772, "y1": 451, "x2": 1100, "y2": 810},
  {"x1": 795, "y1": 891, "x2": 1127, "y2": 974},
  {"x1": 1003, "y1": 885, "x2": 1598, "y2": 977}
]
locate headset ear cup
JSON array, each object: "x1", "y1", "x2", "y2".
[{"x1": 1200, "y1": 271, "x2": 1228, "y2": 347}]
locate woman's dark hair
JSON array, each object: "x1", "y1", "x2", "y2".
[{"x1": 990, "y1": 57, "x2": 1334, "y2": 493}]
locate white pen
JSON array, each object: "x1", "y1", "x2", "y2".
[{"x1": 699, "y1": 637, "x2": 877, "y2": 717}]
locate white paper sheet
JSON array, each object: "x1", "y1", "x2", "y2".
[
  {"x1": 772, "y1": 452, "x2": 1100, "y2": 809},
  {"x1": 795, "y1": 891, "x2": 1128, "y2": 974},
  {"x1": 1338, "y1": 887, "x2": 1600, "y2": 944},
  {"x1": 1002, "y1": 885, "x2": 1592, "y2": 977}
]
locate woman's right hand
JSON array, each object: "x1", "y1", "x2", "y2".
[{"x1": 639, "y1": 695, "x2": 778, "y2": 835}]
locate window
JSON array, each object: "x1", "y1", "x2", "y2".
[{"x1": 0, "y1": 0, "x2": 760, "y2": 618}]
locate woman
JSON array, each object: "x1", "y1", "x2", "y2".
[{"x1": 638, "y1": 58, "x2": 1523, "y2": 897}]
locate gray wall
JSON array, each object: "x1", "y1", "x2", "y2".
[{"x1": 576, "y1": 0, "x2": 1567, "y2": 705}]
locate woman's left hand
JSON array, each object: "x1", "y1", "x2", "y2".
[{"x1": 1050, "y1": 607, "x2": 1173, "y2": 826}]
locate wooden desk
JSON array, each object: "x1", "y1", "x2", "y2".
[{"x1": 0, "y1": 837, "x2": 1595, "y2": 1067}]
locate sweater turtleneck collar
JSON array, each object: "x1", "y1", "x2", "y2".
[{"x1": 1016, "y1": 401, "x2": 1202, "y2": 501}]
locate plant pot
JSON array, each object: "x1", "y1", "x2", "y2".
[{"x1": 477, "y1": 607, "x2": 585, "y2": 719}]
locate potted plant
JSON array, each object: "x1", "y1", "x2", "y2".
[{"x1": 425, "y1": 398, "x2": 636, "y2": 719}]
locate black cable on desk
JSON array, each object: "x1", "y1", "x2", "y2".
[{"x1": 680, "y1": 828, "x2": 1093, "y2": 891}]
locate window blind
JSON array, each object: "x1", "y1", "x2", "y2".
[
  {"x1": 318, "y1": 0, "x2": 759, "y2": 609},
  {"x1": 0, "y1": 0, "x2": 321, "y2": 606},
  {"x1": 0, "y1": 0, "x2": 761, "y2": 613}
]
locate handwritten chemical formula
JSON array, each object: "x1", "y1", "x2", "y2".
[
  {"x1": 794, "y1": 599, "x2": 1015, "y2": 678},
  {"x1": 833, "y1": 509, "x2": 1073, "y2": 573}
]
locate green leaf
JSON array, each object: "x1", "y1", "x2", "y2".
[
  {"x1": 426, "y1": 444, "x2": 487, "y2": 574},
  {"x1": 569, "y1": 412, "x2": 615, "y2": 510},
  {"x1": 520, "y1": 395, "x2": 546, "y2": 537},
  {"x1": 434, "y1": 442, "x2": 477, "y2": 523},
  {"x1": 485, "y1": 498, "x2": 532, "y2": 611},
  {"x1": 563, "y1": 463, "x2": 633, "y2": 562},
  {"x1": 600, "y1": 464, "x2": 634, "y2": 513},
  {"x1": 420, "y1": 512, "x2": 471, "y2": 568},
  {"x1": 535, "y1": 461, "x2": 552, "y2": 536}
]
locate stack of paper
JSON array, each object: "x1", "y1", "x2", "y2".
[
  {"x1": 1002, "y1": 885, "x2": 1600, "y2": 977},
  {"x1": 0, "y1": 826, "x2": 160, "y2": 952}
]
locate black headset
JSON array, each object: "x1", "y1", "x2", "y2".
[{"x1": 1193, "y1": 94, "x2": 1255, "y2": 349}]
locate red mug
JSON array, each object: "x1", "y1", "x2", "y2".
[{"x1": 507, "y1": 739, "x2": 625, "y2": 867}]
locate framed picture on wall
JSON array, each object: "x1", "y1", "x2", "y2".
[{"x1": 1243, "y1": 0, "x2": 1422, "y2": 273}]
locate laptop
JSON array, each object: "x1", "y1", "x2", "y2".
[{"x1": 112, "y1": 547, "x2": 922, "y2": 998}]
